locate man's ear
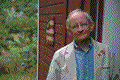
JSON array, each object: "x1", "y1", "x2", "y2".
[{"x1": 90, "y1": 22, "x2": 95, "y2": 32}]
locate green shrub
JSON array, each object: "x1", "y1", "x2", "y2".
[{"x1": 0, "y1": 0, "x2": 38, "y2": 79}]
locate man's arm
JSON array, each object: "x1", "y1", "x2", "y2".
[
  {"x1": 108, "y1": 46, "x2": 119, "y2": 79},
  {"x1": 46, "y1": 52, "x2": 61, "y2": 80}
]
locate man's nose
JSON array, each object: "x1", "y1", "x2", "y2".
[
  {"x1": 78, "y1": 25, "x2": 83, "y2": 31},
  {"x1": 75, "y1": 25, "x2": 83, "y2": 33}
]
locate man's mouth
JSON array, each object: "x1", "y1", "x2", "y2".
[
  {"x1": 78, "y1": 30, "x2": 84, "y2": 33},
  {"x1": 77, "y1": 31, "x2": 84, "y2": 35}
]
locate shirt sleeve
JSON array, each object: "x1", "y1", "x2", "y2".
[
  {"x1": 109, "y1": 47, "x2": 120, "y2": 79},
  {"x1": 46, "y1": 52, "x2": 61, "y2": 80}
]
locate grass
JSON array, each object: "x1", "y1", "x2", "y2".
[{"x1": 0, "y1": 72, "x2": 37, "y2": 80}]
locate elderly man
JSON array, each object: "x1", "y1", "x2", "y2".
[{"x1": 47, "y1": 9, "x2": 112, "y2": 80}]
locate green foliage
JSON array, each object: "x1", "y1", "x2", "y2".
[{"x1": 0, "y1": 0, "x2": 38, "y2": 79}]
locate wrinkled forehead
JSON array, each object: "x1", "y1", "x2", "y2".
[{"x1": 69, "y1": 12, "x2": 88, "y2": 24}]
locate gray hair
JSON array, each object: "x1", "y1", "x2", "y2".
[{"x1": 66, "y1": 9, "x2": 93, "y2": 29}]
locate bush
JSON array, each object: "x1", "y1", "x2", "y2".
[{"x1": 0, "y1": 0, "x2": 38, "y2": 79}]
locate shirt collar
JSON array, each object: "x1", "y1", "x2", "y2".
[{"x1": 74, "y1": 38, "x2": 93, "y2": 51}]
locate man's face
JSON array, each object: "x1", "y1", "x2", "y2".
[{"x1": 69, "y1": 12, "x2": 94, "y2": 41}]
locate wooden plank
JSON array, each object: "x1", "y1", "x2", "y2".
[
  {"x1": 38, "y1": 60, "x2": 48, "y2": 79},
  {"x1": 40, "y1": 29, "x2": 54, "y2": 40},
  {"x1": 54, "y1": 42, "x2": 64, "y2": 52},
  {"x1": 40, "y1": 30, "x2": 55, "y2": 47},
  {"x1": 40, "y1": 14, "x2": 66, "y2": 24},
  {"x1": 40, "y1": 23, "x2": 65, "y2": 36},
  {"x1": 40, "y1": 29, "x2": 46, "y2": 36},
  {"x1": 39, "y1": 63, "x2": 46, "y2": 72},
  {"x1": 39, "y1": 59, "x2": 49, "y2": 79},
  {"x1": 66, "y1": 29, "x2": 74, "y2": 44},
  {"x1": 40, "y1": 35, "x2": 53, "y2": 46},
  {"x1": 68, "y1": 0, "x2": 81, "y2": 13},
  {"x1": 55, "y1": 24, "x2": 65, "y2": 35},
  {"x1": 39, "y1": 63, "x2": 49, "y2": 77},
  {"x1": 40, "y1": 22, "x2": 47, "y2": 30},
  {"x1": 97, "y1": 0, "x2": 104, "y2": 43},
  {"x1": 40, "y1": 61, "x2": 49, "y2": 71},
  {"x1": 40, "y1": 35, "x2": 64, "y2": 52},
  {"x1": 80, "y1": 0, "x2": 85, "y2": 10},
  {"x1": 55, "y1": 34, "x2": 65, "y2": 45},
  {"x1": 40, "y1": 60, "x2": 50, "y2": 69},
  {"x1": 40, "y1": 45, "x2": 54, "y2": 58},
  {"x1": 90, "y1": 0, "x2": 97, "y2": 22},
  {"x1": 40, "y1": 33, "x2": 64, "y2": 52},
  {"x1": 90, "y1": 0, "x2": 97, "y2": 40},
  {"x1": 40, "y1": 35, "x2": 46, "y2": 46},
  {"x1": 84, "y1": 0, "x2": 90, "y2": 14},
  {"x1": 40, "y1": 0, "x2": 65, "y2": 7},
  {"x1": 38, "y1": 75, "x2": 47, "y2": 80},
  {"x1": 39, "y1": 4, "x2": 66, "y2": 14},
  {"x1": 40, "y1": 52, "x2": 52, "y2": 65}
]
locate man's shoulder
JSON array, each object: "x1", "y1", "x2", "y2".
[
  {"x1": 93, "y1": 40, "x2": 109, "y2": 54},
  {"x1": 55, "y1": 42, "x2": 73, "y2": 54},
  {"x1": 90, "y1": 37, "x2": 108, "y2": 47},
  {"x1": 52, "y1": 42, "x2": 74, "y2": 59},
  {"x1": 52, "y1": 40, "x2": 109, "y2": 60},
  {"x1": 95, "y1": 40, "x2": 109, "y2": 48},
  {"x1": 55, "y1": 40, "x2": 109, "y2": 53}
]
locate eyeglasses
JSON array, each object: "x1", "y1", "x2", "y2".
[{"x1": 70, "y1": 23, "x2": 90, "y2": 29}]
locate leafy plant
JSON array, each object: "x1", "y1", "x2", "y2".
[{"x1": 0, "y1": 0, "x2": 38, "y2": 79}]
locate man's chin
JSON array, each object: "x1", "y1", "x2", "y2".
[
  {"x1": 75, "y1": 38, "x2": 85, "y2": 42},
  {"x1": 74, "y1": 36, "x2": 90, "y2": 42}
]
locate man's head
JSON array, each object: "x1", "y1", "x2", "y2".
[{"x1": 66, "y1": 9, "x2": 94, "y2": 41}]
